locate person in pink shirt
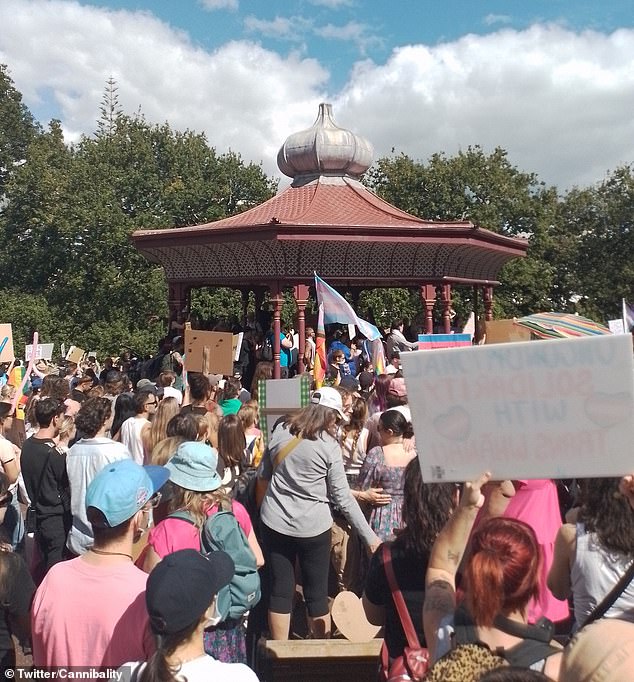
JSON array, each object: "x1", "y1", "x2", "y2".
[
  {"x1": 502, "y1": 479, "x2": 569, "y2": 624},
  {"x1": 31, "y1": 458, "x2": 169, "y2": 667},
  {"x1": 142, "y1": 441, "x2": 263, "y2": 664}
]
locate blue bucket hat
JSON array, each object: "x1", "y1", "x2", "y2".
[
  {"x1": 166, "y1": 441, "x2": 222, "y2": 492},
  {"x1": 86, "y1": 459, "x2": 170, "y2": 527}
]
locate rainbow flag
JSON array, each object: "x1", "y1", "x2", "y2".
[
  {"x1": 314, "y1": 303, "x2": 327, "y2": 388},
  {"x1": 369, "y1": 339, "x2": 386, "y2": 376}
]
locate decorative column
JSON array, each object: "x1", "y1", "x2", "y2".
[
  {"x1": 240, "y1": 288, "x2": 250, "y2": 328},
  {"x1": 167, "y1": 281, "x2": 188, "y2": 332},
  {"x1": 441, "y1": 284, "x2": 453, "y2": 334},
  {"x1": 420, "y1": 284, "x2": 437, "y2": 334},
  {"x1": 473, "y1": 285, "x2": 480, "y2": 343},
  {"x1": 483, "y1": 285, "x2": 494, "y2": 322},
  {"x1": 293, "y1": 284, "x2": 310, "y2": 375},
  {"x1": 270, "y1": 284, "x2": 283, "y2": 380}
]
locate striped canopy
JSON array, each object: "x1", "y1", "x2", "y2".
[{"x1": 514, "y1": 312, "x2": 612, "y2": 339}]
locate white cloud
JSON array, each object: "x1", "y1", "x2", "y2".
[
  {"x1": 313, "y1": 21, "x2": 383, "y2": 55},
  {"x1": 243, "y1": 15, "x2": 312, "y2": 41},
  {"x1": 1, "y1": 2, "x2": 634, "y2": 191},
  {"x1": 199, "y1": 0, "x2": 239, "y2": 10},
  {"x1": 336, "y1": 24, "x2": 634, "y2": 190},
  {"x1": 483, "y1": 14, "x2": 512, "y2": 27}
]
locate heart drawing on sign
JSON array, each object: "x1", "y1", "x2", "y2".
[{"x1": 584, "y1": 392, "x2": 631, "y2": 429}]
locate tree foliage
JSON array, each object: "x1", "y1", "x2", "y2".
[{"x1": 0, "y1": 77, "x2": 276, "y2": 356}]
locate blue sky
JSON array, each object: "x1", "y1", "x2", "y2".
[{"x1": 2, "y1": 0, "x2": 634, "y2": 190}]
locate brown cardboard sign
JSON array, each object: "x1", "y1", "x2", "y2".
[
  {"x1": 184, "y1": 325, "x2": 234, "y2": 375},
  {"x1": 0, "y1": 325, "x2": 14, "y2": 363},
  {"x1": 484, "y1": 319, "x2": 532, "y2": 344}
]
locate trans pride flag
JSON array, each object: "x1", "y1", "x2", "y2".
[
  {"x1": 623, "y1": 299, "x2": 634, "y2": 332},
  {"x1": 314, "y1": 274, "x2": 381, "y2": 341}
]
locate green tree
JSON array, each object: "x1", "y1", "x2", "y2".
[
  {"x1": 0, "y1": 65, "x2": 40, "y2": 196},
  {"x1": 365, "y1": 147, "x2": 562, "y2": 318}
]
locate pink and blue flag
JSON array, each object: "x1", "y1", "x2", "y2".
[{"x1": 314, "y1": 274, "x2": 381, "y2": 341}]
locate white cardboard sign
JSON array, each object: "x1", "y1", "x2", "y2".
[
  {"x1": 25, "y1": 343, "x2": 54, "y2": 361},
  {"x1": 401, "y1": 334, "x2": 634, "y2": 482}
]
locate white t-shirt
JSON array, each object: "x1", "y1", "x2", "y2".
[
  {"x1": 122, "y1": 654, "x2": 258, "y2": 681},
  {"x1": 119, "y1": 416, "x2": 150, "y2": 465}
]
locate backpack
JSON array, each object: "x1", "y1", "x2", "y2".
[
  {"x1": 452, "y1": 607, "x2": 561, "y2": 670},
  {"x1": 168, "y1": 501, "x2": 261, "y2": 622},
  {"x1": 262, "y1": 334, "x2": 273, "y2": 361}
]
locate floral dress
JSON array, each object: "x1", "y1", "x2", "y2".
[{"x1": 355, "y1": 446, "x2": 408, "y2": 542}]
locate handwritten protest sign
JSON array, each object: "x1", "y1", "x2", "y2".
[
  {"x1": 0, "y1": 325, "x2": 15, "y2": 363},
  {"x1": 401, "y1": 334, "x2": 634, "y2": 482},
  {"x1": 184, "y1": 325, "x2": 233, "y2": 375},
  {"x1": 25, "y1": 343, "x2": 54, "y2": 361}
]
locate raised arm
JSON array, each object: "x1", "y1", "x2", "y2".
[{"x1": 423, "y1": 471, "x2": 490, "y2": 661}]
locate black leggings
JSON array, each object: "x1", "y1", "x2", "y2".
[{"x1": 262, "y1": 524, "x2": 331, "y2": 617}]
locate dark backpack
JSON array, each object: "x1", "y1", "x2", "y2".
[
  {"x1": 168, "y1": 502, "x2": 261, "y2": 621},
  {"x1": 261, "y1": 335, "x2": 273, "y2": 361}
]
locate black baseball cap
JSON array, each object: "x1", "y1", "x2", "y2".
[{"x1": 146, "y1": 549, "x2": 234, "y2": 635}]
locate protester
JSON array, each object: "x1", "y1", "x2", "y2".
[
  {"x1": 547, "y1": 476, "x2": 634, "y2": 628},
  {"x1": 66, "y1": 397, "x2": 131, "y2": 555},
  {"x1": 32, "y1": 458, "x2": 168, "y2": 666},
  {"x1": 237, "y1": 402, "x2": 263, "y2": 467},
  {"x1": 110, "y1": 392, "x2": 136, "y2": 441},
  {"x1": 217, "y1": 414, "x2": 247, "y2": 493},
  {"x1": 362, "y1": 459, "x2": 455, "y2": 661},
  {"x1": 386, "y1": 320, "x2": 418, "y2": 355},
  {"x1": 70, "y1": 374, "x2": 93, "y2": 404},
  {"x1": 180, "y1": 373, "x2": 211, "y2": 417},
  {"x1": 218, "y1": 377, "x2": 243, "y2": 416},
  {"x1": 355, "y1": 407, "x2": 415, "y2": 542},
  {"x1": 146, "y1": 396, "x2": 180, "y2": 461},
  {"x1": 423, "y1": 472, "x2": 562, "y2": 679},
  {"x1": 157, "y1": 371, "x2": 182, "y2": 405},
  {"x1": 118, "y1": 390, "x2": 158, "y2": 465},
  {"x1": 20, "y1": 398, "x2": 70, "y2": 579},
  {"x1": 0, "y1": 544, "x2": 34, "y2": 672},
  {"x1": 257, "y1": 387, "x2": 380, "y2": 640},
  {"x1": 559, "y1": 618, "x2": 634, "y2": 681},
  {"x1": 143, "y1": 441, "x2": 263, "y2": 663},
  {"x1": 123, "y1": 549, "x2": 258, "y2": 681}
]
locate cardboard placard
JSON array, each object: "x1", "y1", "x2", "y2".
[
  {"x1": 65, "y1": 346, "x2": 85, "y2": 365},
  {"x1": 401, "y1": 334, "x2": 634, "y2": 482},
  {"x1": 608, "y1": 319, "x2": 626, "y2": 335},
  {"x1": 184, "y1": 326, "x2": 233, "y2": 375},
  {"x1": 418, "y1": 333, "x2": 472, "y2": 350},
  {"x1": 25, "y1": 343, "x2": 54, "y2": 361},
  {"x1": 484, "y1": 319, "x2": 532, "y2": 344},
  {"x1": 0, "y1": 325, "x2": 15, "y2": 363}
]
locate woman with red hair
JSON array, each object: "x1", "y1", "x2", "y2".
[{"x1": 424, "y1": 473, "x2": 562, "y2": 679}]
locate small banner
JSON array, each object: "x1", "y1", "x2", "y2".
[{"x1": 258, "y1": 375, "x2": 311, "y2": 447}]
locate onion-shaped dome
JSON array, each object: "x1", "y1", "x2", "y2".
[{"x1": 277, "y1": 103, "x2": 374, "y2": 180}]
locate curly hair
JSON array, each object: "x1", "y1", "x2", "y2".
[
  {"x1": 577, "y1": 477, "x2": 634, "y2": 555},
  {"x1": 74, "y1": 397, "x2": 112, "y2": 438},
  {"x1": 393, "y1": 458, "x2": 455, "y2": 557}
]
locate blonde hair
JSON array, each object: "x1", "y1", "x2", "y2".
[
  {"x1": 238, "y1": 402, "x2": 258, "y2": 430},
  {"x1": 151, "y1": 435, "x2": 185, "y2": 466},
  {"x1": 148, "y1": 397, "x2": 179, "y2": 453},
  {"x1": 57, "y1": 415, "x2": 76, "y2": 442},
  {"x1": 169, "y1": 485, "x2": 231, "y2": 528}
]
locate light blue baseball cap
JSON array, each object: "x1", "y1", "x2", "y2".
[
  {"x1": 86, "y1": 459, "x2": 170, "y2": 527},
  {"x1": 166, "y1": 441, "x2": 222, "y2": 492}
]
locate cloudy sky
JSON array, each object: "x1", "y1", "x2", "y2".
[{"x1": 2, "y1": 0, "x2": 634, "y2": 191}]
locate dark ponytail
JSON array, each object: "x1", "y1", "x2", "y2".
[
  {"x1": 379, "y1": 409, "x2": 414, "y2": 439},
  {"x1": 138, "y1": 620, "x2": 200, "y2": 682}
]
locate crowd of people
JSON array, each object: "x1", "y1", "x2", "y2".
[{"x1": 0, "y1": 318, "x2": 631, "y2": 681}]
